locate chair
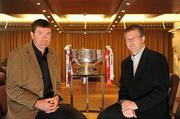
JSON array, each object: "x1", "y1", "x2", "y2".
[
  {"x1": 0, "y1": 72, "x2": 6, "y2": 119},
  {"x1": 0, "y1": 72, "x2": 5, "y2": 86},
  {"x1": 175, "y1": 103, "x2": 180, "y2": 119},
  {"x1": 169, "y1": 74, "x2": 180, "y2": 118}
]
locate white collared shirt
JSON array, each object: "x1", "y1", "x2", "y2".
[{"x1": 131, "y1": 47, "x2": 145, "y2": 76}]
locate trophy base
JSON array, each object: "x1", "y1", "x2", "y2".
[{"x1": 75, "y1": 70, "x2": 98, "y2": 75}]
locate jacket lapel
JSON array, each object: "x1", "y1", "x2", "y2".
[
  {"x1": 25, "y1": 43, "x2": 42, "y2": 79},
  {"x1": 134, "y1": 48, "x2": 149, "y2": 79},
  {"x1": 47, "y1": 51, "x2": 56, "y2": 91},
  {"x1": 126, "y1": 57, "x2": 134, "y2": 79}
]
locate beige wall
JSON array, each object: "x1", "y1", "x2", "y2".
[{"x1": 172, "y1": 22, "x2": 180, "y2": 97}]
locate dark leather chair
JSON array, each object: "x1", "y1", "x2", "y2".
[
  {"x1": 0, "y1": 72, "x2": 6, "y2": 119},
  {"x1": 0, "y1": 72, "x2": 5, "y2": 86},
  {"x1": 175, "y1": 103, "x2": 180, "y2": 119},
  {"x1": 169, "y1": 74, "x2": 180, "y2": 118}
]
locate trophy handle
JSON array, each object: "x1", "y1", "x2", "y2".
[{"x1": 74, "y1": 59, "x2": 82, "y2": 66}]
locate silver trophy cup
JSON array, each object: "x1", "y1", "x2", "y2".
[{"x1": 72, "y1": 49, "x2": 104, "y2": 75}]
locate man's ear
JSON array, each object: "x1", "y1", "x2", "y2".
[
  {"x1": 142, "y1": 36, "x2": 145, "y2": 43},
  {"x1": 30, "y1": 32, "x2": 34, "y2": 39}
]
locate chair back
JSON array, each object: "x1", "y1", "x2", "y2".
[
  {"x1": 175, "y1": 103, "x2": 180, "y2": 119},
  {"x1": 0, "y1": 72, "x2": 5, "y2": 86},
  {"x1": 169, "y1": 74, "x2": 180, "y2": 116},
  {"x1": 0, "y1": 72, "x2": 6, "y2": 118}
]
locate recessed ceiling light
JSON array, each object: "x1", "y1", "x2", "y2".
[
  {"x1": 118, "y1": 16, "x2": 121, "y2": 18},
  {"x1": 84, "y1": 32, "x2": 87, "y2": 34},
  {"x1": 126, "y1": 3, "x2": 130, "y2": 5},
  {"x1": 57, "y1": 28, "x2": 60, "y2": 30},
  {"x1": 112, "y1": 25, "x2": 115, "y2": 27},
  {"x1": 47, "y1": 16, "x2": 51, "y2": 18},
  {"x1": 59, "y1": 31, "x2": 62, "y2": 33},
  {"x1": 110, "y1": 28, "x2": 113, "y2": 30},
  {"x1": 108, "y1": 31, "x2": 111, "y2": 33},
  {"x1": 42, "y1": 10, "x2": 46, "y2": 13},
  {"x1": 122, "y1": 10, "x2": 125, "y2": 13},
  {"x1": 36, "y1": 3, "x2": 41, "y2": 5},
  {"x1": 51, "y1": 21, "x2": 54, "y2": 23},
  {"x1": 115, "y1": 21, "x2": 118, "y2": 23},
  {"x1": 54, "y1": 25, "x2": 57, "y2": 27}
]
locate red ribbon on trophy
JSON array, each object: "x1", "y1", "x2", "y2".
[
  {"x1": 64, "y1": 44, "x2": 72, "y2": 87},
  {"x1": 105, "y1": 45, "x2": 114, "y2": 85}
]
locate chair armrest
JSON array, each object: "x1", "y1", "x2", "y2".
[{"x1": 0, "y1": 105, "x2": 3, "y2": 117}]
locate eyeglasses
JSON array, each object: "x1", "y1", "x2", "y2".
[{"x1": 125, "y1": 36, "x2": 142, "y2": 43}]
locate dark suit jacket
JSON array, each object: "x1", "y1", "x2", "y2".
[
  {"x1": 118, "y1": 47, "x2": 169, "y2": 118},
  {"x1": 6, "y1": 42, "x2": 61, "y2": 119}
]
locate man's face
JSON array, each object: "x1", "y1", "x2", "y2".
[
  {"x1": 125, "y1": 29, "x2": 145, "y2": 55},
  {"x1": 31, "y1": 26, "x2": 51, "y2": 50}
]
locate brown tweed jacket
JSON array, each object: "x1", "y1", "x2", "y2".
[{"x1": 6, "y1": 42, "x2": 61, "y2": 119}]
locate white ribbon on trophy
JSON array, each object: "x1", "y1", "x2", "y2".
[{"x1": 64, "y1": 44, "x2": 73, "y2": 87}]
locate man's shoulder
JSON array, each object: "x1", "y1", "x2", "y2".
[
  {"x1": 10, "y1": 43, "x2": 31, "y2": 55},
  {"x1": 48, "y1": 48, "x2": 55, "y2": 53},
  {"x1": 146, "y1": 48, "x2": 166, "y2": 59},
  {"x1": 48, "y1": 48, "x2": 57, "y2": 56},
  {"x1": 143, "y1": 48, "x2": 168, "y2": 66}
]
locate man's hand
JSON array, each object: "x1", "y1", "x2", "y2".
[
  {"x1": 121, "y1": 100, "x2": 138, "y2": 111},
  {"x1": 46, "y1": 95, "x2": 59, "y2": 113},
  {"x1": 120, "y1": 100, "x2": 138, "y2": 118},
  {"x1": 122, "y1": 108, "x2": 137, "y2": 118},
  {"x1": 34, "y1": 96, "x2": 60, "y2": 113},
  {"x1": 34, "y1": 98, "x2": 55, "y2": 113}
]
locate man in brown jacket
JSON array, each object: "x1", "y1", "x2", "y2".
[{"x1": 6, "y1": 19, "x2": 86, "y2": 119}]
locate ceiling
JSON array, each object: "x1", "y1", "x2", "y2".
[
  {"x1": 1, "y1": 0, "x2": 180, "y2": 15},
  {"x1": 0, "y1": 0, "x2": 180, "y2": 33}
]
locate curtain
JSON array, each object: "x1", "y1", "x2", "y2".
[{"x1": 0, "y1": 29, "x2": 172, "y2": 84}]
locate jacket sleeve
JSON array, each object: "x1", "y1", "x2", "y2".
[
  {"x1": 135, "y1": 55, "x2": 169, "y2": 112},
  {"x1": 6, "y1": 51, "x2": 39, "y2": 110}
]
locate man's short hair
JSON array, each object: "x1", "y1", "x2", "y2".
[
  {"x1": 124, "y1": 24, "x2": 144, "y2": 37},
  {"x1": 31, "y1": 19, "x2": 51, "y2": 33}
]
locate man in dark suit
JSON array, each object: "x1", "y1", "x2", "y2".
[{"x1": 97, "y1": 24, "x2": 169, "y2": 119}]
